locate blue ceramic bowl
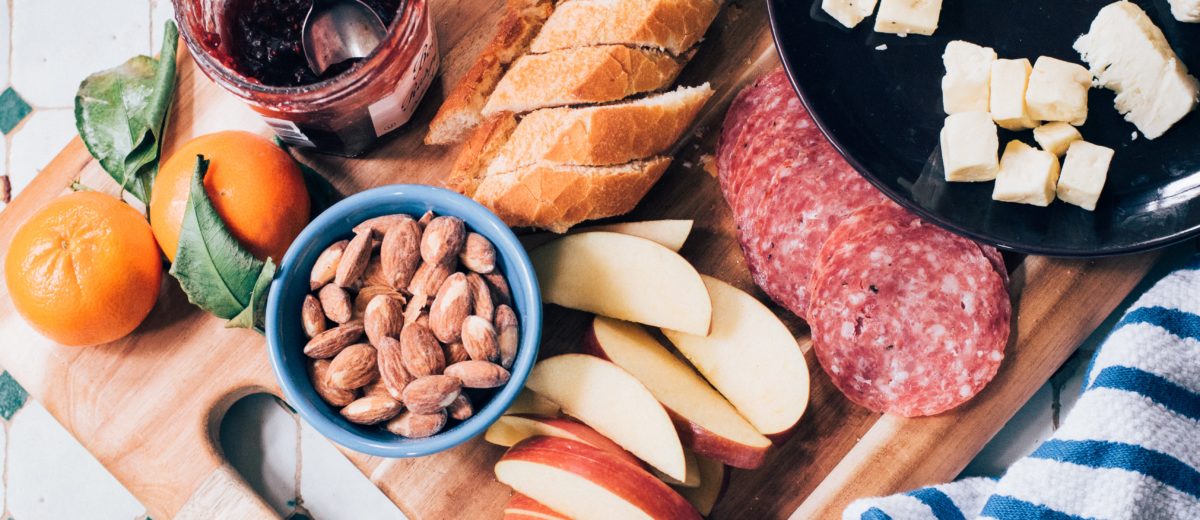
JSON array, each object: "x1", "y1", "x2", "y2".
[{"x1": 266, "y1": 185, "x2": 542, "y2": 457}]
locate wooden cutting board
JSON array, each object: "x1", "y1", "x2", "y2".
[{"x1": 0, "y1": 1, "x2": 1160, "y2": 518}]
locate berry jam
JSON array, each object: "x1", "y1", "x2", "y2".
[{"x1": 226, "y1": 0, "x2": 402, "y2": 87}]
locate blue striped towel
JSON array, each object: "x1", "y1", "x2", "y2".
[{"x1": 844, "y1": 255, "x2": 1200, "y2": 520}]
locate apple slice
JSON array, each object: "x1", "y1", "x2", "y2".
[
  {"x1": 661, "y1": 276, "x2": 810, "y2": 439},
  {"x1": 507, "y1": 388, "x2": 561, "y2": 416},
  {"x1": 650, "y1": 448, "x2": 700, "y2": 488},
  {"x1": 584, "y1": 316, "x2": 772, "y2": 469},
  {"x1": 585, "y1": 220, "x2": 693, "y2": 252},
  {"x1": 524, "y1": 354, "x2": 687, "y2": 481},
  {"x1": 485, "y1": 414, "x2": 642, "y2": 468},
  {"x1": 504, "y1": 494, "x2": 569, "y2": 520},
  {"x1": 530, "y1": 232, "x2": 711, "y2": 335},
  {"x1": 496, "y1": 436, "x2": 701, "y2": 520},
  {"x1": 674, "y1": 454, "x2": 727, "y2": 516}
]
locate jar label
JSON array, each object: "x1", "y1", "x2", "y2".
[
  {"x1": 368, "y1": 19, "x2": 439, "y2": 138},
  {"x1": 262, "y1": 116, "x2": 316, "y2": 148}
]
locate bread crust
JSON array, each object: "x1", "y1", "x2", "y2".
[
  {"x1": 531, "y1": 0, "x2": 722, "y2": 56},
  {"x1": 446, "y1": 114, "x2": 519, "y2": 198}
]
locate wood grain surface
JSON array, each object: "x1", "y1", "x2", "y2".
[{"x1": 0, "y1": 1, "x2": 1157, "y2": 519}]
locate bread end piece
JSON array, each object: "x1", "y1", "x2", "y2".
[
  {"x1": 447, "y1": 114, "x2": 519, "y2": 198},
  {"x1": 474, "y1": 157, "x2": 673, "y2": 233},
  {"x1": 425, "y1": 1, "x2": 553, "y2": 145}
]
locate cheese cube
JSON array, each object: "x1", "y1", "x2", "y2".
[
  {"x1": 942, "y1": 41, "x2": 997, "y2": 114},
  {"x1": 1025, "y1": 57, "x2": 1092, "y2": 125},
  {"x1": 874, "y1": 0, "x2": 943, "y2": 36},
  {"x1": 992, "y1": 140, "x2": 1060, "y2": 206},
  {"x1": 990, "y1": 59, "x2": 1038, "y2": 131},
  {"x1": 1075, "y1": 1, "x2": 1199, "y2": 139},
  {"x1": 1169, "y1": 0, "x2": 1200, "y2": 23},
  {"x1": 940, "y1": 112, "x2": 999, "y2": 182},
  {"x1": 822, "y1": 0, "x2": 879, "y2": 28},
  {"x1": 1057, "y1": 141, "x2": 1114, "y2": 211},
  {"x1": 1033, "y1": 122, "x2": 1083, "y2": 157}
]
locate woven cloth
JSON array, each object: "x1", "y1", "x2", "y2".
[{"x1": 844, "y1": 255, "x2": 1200, "y2": 520}]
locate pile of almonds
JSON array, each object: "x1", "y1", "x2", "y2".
[{"x1": 301, "y1": 211, "x2": 519, "y2": 438}]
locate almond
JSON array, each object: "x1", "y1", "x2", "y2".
[
  {"x1": 376, "y1": 337, "x2": 413, "y2": 401},
  {"x1": 302, "y1": 294, "x2": 327, "y2": 338},
  {"x1": 459, "y1": 233, "x2": 496, "y2": 274},
  {"x1": 381, "y1": 217, "x2": 422, "y2": 290},
  {"x1": 430, "y1": 273, "x2": 472, "y2": 343},
  {"x1": 362, "y1": 378, "x2": 392, "y2": 399},
  {"x1": 354, "y1": 214, "x2": 412, "y2": 237},
  {"x1": 483, "y1": 271, "x2": 512, "y2": 306},
  {"x1": 354, "y1": 286, "x2": 404, "y2": 320},
  {"x1": 363, "y1": 254, "x2": 390, "y2": 288},
  {"x1": 408, "y1": 261, "x2": 453, "y2": 299},
  {"x1": 417, "y1": 210, "x2": 435, "y2": 230},
  {"x1": 447, "y1": 394, "x2": 474, "y2": 421},
  {"x1": 335, "y1": 229, "x2": 375, "y2": 288},
  {"x1": 420, "y1": 216, "x2": 466, "y2": 265},
  {"x1": 310, "y1": 240, "x2": 348, "y2": 291},
  {"x1": 494, "y1": 304, "x2": 520, "y2": 369},
  {"x1": 341, "y1": 395, "x2": 402, "y2": 425},
  {"x1": 461, "y1": 315, "x2": 499, "y2": 363},
  {"x1": 445, "y1": 360, "x2": 510, "y2": 389},
  {"x1": 386, "y1": 409, "x2": 447, "y2": 438},
  {"x1": 400, "y1": 321, "x2": 445, "y2": 377},
  {"x1": 443, "y1": 341, "x2": 471, "y2": 365},
  {"x1": 402, "y1": 375, "x2": 462, "y2": 414},
  {"x1": 466, "y1": 273, "x2": 494, "y2": 321},
  {"x1": 304, "y1": 321, "x2": 365, "y2": 359},
  {"x1": 364, "y1": 295, "x2": 405, "y2": 346},
  {"x1": 310, "y1": 359, "x2": 355, "y2": 407},
  {"x1": 318, "y1": 284, "x2": 353, "y2": 324},
  {"x1": 404, "y1": 295, "x2": 428, "y2": 325},
  {"x1": 328, "y1": 343, "x2": 378, "y2": 389}
]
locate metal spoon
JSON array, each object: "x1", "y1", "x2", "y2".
[{"x1": 301, "y1": 0, "x2": 388, "y2": 77}]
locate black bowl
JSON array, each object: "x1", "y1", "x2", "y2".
[{"x1": 767, "y1": 0, "x2": 1200, "y2": 256}]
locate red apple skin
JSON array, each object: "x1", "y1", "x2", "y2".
[
  {"x1": 507, "y1": 414, "x2": 645, "y2": 468},
  {"x1": 498, "y1": 436, "x2": 702, "y2": 520},
  {"x1": 504, "y1": 493, "x2": 570, "y2": 520},
  {"x1": 582, "y1": 327, "x2": 772, "y2": 469}
]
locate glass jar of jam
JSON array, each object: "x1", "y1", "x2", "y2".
[{"x1": 173, "y1": 0, "x2": 438, "y2": 157}]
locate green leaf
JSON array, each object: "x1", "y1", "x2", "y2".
[
  {"x1": 170, "y1": 156, "x2": 275, "y2": 331},
  {"x1": 74, "y1": 21, "x2": 178, "y2": 203},
  {"x1": 227, "y1": 258, "x2": 277, "y2": 332}
]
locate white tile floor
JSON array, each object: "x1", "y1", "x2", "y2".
[{"x1": 0, "y1": 1, "x2": 1190, "y2": 518}]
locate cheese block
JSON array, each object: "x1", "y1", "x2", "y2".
[
  {"x1": 1169, "y1": 0, "x2": 1200, "y2": 22},
  {"x1": 940, "y1": 112, "x2": 999, "y2": 182},
  {"x1": 990, "y1": 59, "x2": 1038, "y2": 131},
  {"x1": 1057, "y1": 141, "x2": 1114, "y2": 211},
  {"x1": 482, "y1": 45, "x2": 686, "y2": 117},
  {"x1": 1025, "y1": 57, "x2": 1091, "y2": 126},
  {"x1": 874, "y1": 0, "x2": 943, "y2": 36},
  {"x1": 993, "y1": 140, "x2": 1060, "y2": 207},
  {"x1": 822, "y1": 0, "x2": 879, "y2": 28},
  {"x1": 530, "y1": 0, "x2": 721, "y2": 56},
  {"x1": 488, "y1": 84, "x2": 713, "y2": 172},
  {"x1": 1033, "y1": 122, "x2": 1082, "y2": 158},
  {"x1": 473, "y1": 157, "x2": 672, "y2": 233},
  {"x1": 1074, "y1": 1, "x2": 1199, "y2": 139},
  {"x1": 942, "y1": 40, "x2": 996, "y2": 114}
]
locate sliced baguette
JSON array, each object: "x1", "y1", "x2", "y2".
[
  {"x1": 473, "y1": 157, "x2": 672, "y2": 233},
  {"x1": 488, "y1": 84, "x2": 714, "y2": 172},
  {"x1": 481, "y1": 45, "x2": 685, "y2": 117},
  {"x1": 424, "y1": 0, "x2": 553, "y2": 145},
  {"x1": 447, "y1": 113, "x2": 518, "y2": 198},
  {"x1": 531, "y1": 0, "x2": 722, "y2": 56}
]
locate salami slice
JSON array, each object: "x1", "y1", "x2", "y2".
[
  {"x1": 808, "y1": 211, "x2": 1011, "y2": 417},
  {"x1": 721, "y1": 70, "x2": 801, "y2": 222}
]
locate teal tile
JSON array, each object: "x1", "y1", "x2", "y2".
[
  {"x1": 0, "y1": 371, "x2": 28, "y2": 420},
  {"x1": 0, "y1": 88, "x2": 31, "y2": 135}
]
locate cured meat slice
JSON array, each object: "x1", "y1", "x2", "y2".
[
  {"x1": 808, "y1": 212, "x2": 1011, "y2": 417},
  {"x1": 719, "y1": 70, "x2": 801, "y2": 222}
]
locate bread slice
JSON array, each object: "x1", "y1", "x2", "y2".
[
  {"x1": 531, "y1": 0, "x2": 722, "y2": 56},
  {"x1": 447, "y1": 114, "x2": 518, "y2": 197},
  {"x1": 488, "y1": 84, "x2": 714, "y2": 172},
  {"x1": 481, "y1": 45, "x2": 685, "y2": 117},
  {"x1": 473, "y1": 157, "x2": 672, "y2": 233},
  {"x1": 425, "y1": 0, "x2": 553, "y2": 145}
]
